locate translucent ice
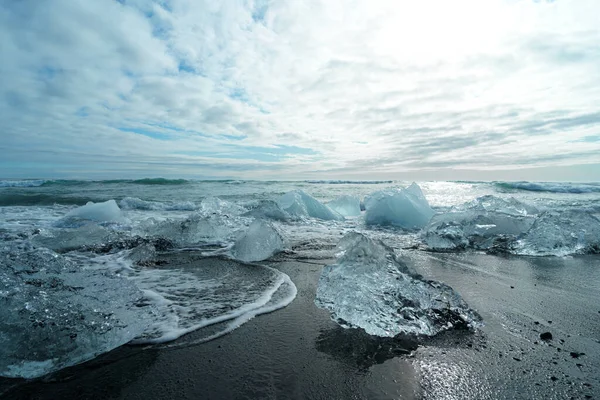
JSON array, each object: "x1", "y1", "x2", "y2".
[
  {"x1": 200, "y1": 197, "x2": 244, "y2": 216},
  {"x1": 423, "y1": 211, "x2": 535, "y2": 251},
  {"x1": 0, "y1": 243, "x2": 155, "y2": 379},
  {"x1": 242, "y1": 200, "x2": 291, "y2": 221},
  {"x1": 59, "y1": 200, "x2": 126, "y2": 226},
  {"x1": 515, "y1": 210, "x2": 600, "y2": 256},
  {"x1": 454, "y1": 195, "x2": 539, "y2": 216},
  {"x1": 136, "y1": 214, "x2": 242, "y2": 246},
  {"x1": 231, "y1": 220, "x2": 284, "y2": 262},
  {"x1": 32, "y1": 224, "x2": 117, "y2": 252},
  {"x1": 326, "y1": 195, "x2": 362, "y2": 217},
  {"x1": 277, "y1": 190, "x2": 343, "y2": 221},
  {"x1": 365, "y1": 183, "x2": 434, "y2": 229},
  {"x1": 119, "y1": 197, "x2": 197, "y2": 211},
  {"x1": 423, "y1": 196, "x2": 542, "y2": 252},
  {"x1": 315, "y1": 232, "x2": 480, "y2": 337}
]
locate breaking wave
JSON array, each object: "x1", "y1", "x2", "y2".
[{"x1": 495, "y1": 181, "x2": 600, "y2": 194}]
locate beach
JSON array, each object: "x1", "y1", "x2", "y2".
[{"x1": 2, "y1": 249, "x2": 598, "y2": 399}]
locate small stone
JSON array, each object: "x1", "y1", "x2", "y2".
[
  {"x1": 510, "y1": 286, "x2": 515, "y2": 289},
  {"x1": 540, "y1": 332, "x2": 553, "y2": 341},
  {"x1": 550, "y1": 376, "x2": 558, "y2": 382},
  {"x1": 513, "y1": 357, "x2": 521, "y2": 361},
  {"x1": 570, "y1": 352, "x2": 584, "y2": 358}
]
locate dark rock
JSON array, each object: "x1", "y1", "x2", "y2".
[
  {"x1": 550, "y1": 376, "x2": 558, "y2": 381},
  {"x1": 513, "y1": 357, "x2": 521, "y2": 361},
  {"x1": 540, "y1": 332, "x2": 553, "y2": 341}
]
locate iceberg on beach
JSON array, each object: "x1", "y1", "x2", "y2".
[
  {"x1": 315, "y1": 232, "x2": 480, "y2": 337},
  {"x1": 423, "y1": 196, "x2": 600, "y2": 256},
  {"x1": 277, "y1": 190, "x2": 343, "y2": 221},
  {"x1": 326, "y1": 195, "x2": 361, "y2": 217},
  {"x1": 422, "y1": 195, "x2": 538, "y2": 251},
  {"x1": 199, "y1": 197, "x2": 244, "y2": 216},
  {"x1": 32, "y1": 224, "x2": 117, "y2": 253},
  {"x1": 423, "y1": 211, "x2": 536, "y2": 251},
  {"x1": 231, "y1": 220, "x2": 284, "y2": 262},
  {"x1": 514, "y1": 210, "x2": 600, "y2": 256},
  {"x1": 0, "y1": 243, "x2": 155, "y2": 379},
  {"x1": 242, "y1": 200, "x2": 291, "y2": 221},
  {"x1": 365, "y1": 183, "x2": 434, "y2": 229},
  {"x1": 119, "y1": 197, "x2": 197, "y2": 211},
  {"x1": 136, "y1": 213, "x2": 242, "y2": 246},
  {"x1": 59, "y1": 200, "x2": 127, "y2": 226}
]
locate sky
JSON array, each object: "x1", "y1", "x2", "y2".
[{"x1": 1, "y1": 0, "x2": 600, "y2": 181}]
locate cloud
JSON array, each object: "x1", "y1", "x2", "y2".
[{"x1": 1, "y1": 0, "x2": 599, "y2": 180}]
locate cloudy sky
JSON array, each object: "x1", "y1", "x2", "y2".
[{"x1": 1, "y1": 0, "x2": 599, "y2": 180}]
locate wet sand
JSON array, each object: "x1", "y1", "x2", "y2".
[{"x1": 2, "y1": 252, "x2": 599, "y2": 399}]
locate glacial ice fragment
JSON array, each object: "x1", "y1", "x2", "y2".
[
  {"x1": 326, "y1": 195, "x2": 362, "y2": 217},
  {"x1": 200, "y1": 197, "x2": 244, "y2": 216},
  {"x1": 243, "y1": 200, "x2": 291, "y2": 221},
  {"x1": 422, "y1": 196, "x2": 538, "y2": 252},
  {"x1": 0, "y1": 244, "x2": 155, "y2": 379},
  {"x1": 514, "y1": 210, "x2": 600, "y2": 256},
  {"x1": 119, "y1": 197, "x2": 197, "y2": 211},
  {"x1": 231, "y1": 220, "x2": 284, "y2": 262},
  {"x1": 136, "y1": 214, "x2": 242, "y2": 245},
  {"x1": 315, "y1": 232, "x2": 480, "y2": 337},
  {"x1": 277, "y1": 190, "x2": 343, "y2": 221},
  {"x1": 365, "y1": 183, "x2": 434, "y2": 229},
  {"x1": 61, "y1": 200, "x2": 126, "y2": 225}
]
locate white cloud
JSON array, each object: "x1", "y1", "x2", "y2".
[{"x1": 1, "y1": 0, "x2": 599, "y2": 179}]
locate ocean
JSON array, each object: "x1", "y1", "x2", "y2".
[{"x1": 1, "y1": 179, "x2": 599, "y2": 399}]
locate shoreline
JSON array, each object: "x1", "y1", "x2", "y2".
[{"x1": 2, "y1": 252, "x2": 599, "y2": 399}]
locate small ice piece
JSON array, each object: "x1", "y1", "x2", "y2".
[
  {"x1": 137, "y1": 214, "x2": 241, "y2": 245},
  {"x1": 200, "y1": 197, "x2": 244, "y2": 216},
  {"x1": 119, "y1": 197, "x2": 197, "y2": 211},
  {"x1": 422, "y1": 196, "x2": 539, "y2": 252},
  {"x1": 315, "y1": 232, "x2": 480, "y2": 337},
  {"x1": 515, "y1": 210, "x2": 600, "y2": 256},
  {"x1": 243, "y1": 200, "x2": 291, "y2": 221},
  {"x1": 455, "y1": 195, "x2": 539, "y2": 216},
  {"x1": 60, "y1": 200, "x2": 126, "y2": 225},
  {"x1": 230, "y1": 220, "x2": 284, "y2": 262},
  {"x1": 0, "y1": 244, "x2": 155, "y2": 379},
  {"x1": 365, "y1": 183, "x2": 434, "y2": 229},
  {"x1": 277, "y1": 190, "x2": 343, "y2": 221},
  {"x1": 32, "y1": 224, "x2": 116, "y2": 252},
  {"x1": 423, "y1": 211, "x2": 535, "y2": 252},
  {"x1": 326, "y1": 195, "x2": 362, "y2": 217}
]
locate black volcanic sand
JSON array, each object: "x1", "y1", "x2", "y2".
[{"x1": 1, "y1": 252, "x2": 599, "y2": 400}]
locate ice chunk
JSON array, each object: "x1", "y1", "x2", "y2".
[
  {"x1": 32, "y1": 224, "x2": 117, "y2": 253},
  {"x1": 242, "y1": 200, "x2": 291, "y2": 221},
  {"x1": 230, "y1": 220, "x2": 284, "y2": 262},
  {"x1": 422, "y1": 196, "x2": 539, "y2": 252},
  {"x1": 119, "y1": 197, "x2": 197, "y2": 211},
  {"x1": 365, "y1": 183, "x2": 434, "y2": 229},
  {"x1": 315, "y1": 232, "x2": 480, "y2": 337},
  {"x1": 423, "y1": 211, "x2": 535, "y2": 252},
  {"x1": 59, "y1": 200, "x2": 126, "y2": 226},
  {"x1": 326, "y1": 195, "x2": 361, "y2": 217},
  {"x1": 200, "y1": 197, "x2": 244, "y2": 216},
  {"x1": 136, "y1": 214, "x2": 241, "y2": 245},
  {"x1": 277, "y1": 190, "x2": 343, "y2": 221},
  {"x1": 0, "y1": 244, "x2": 155, "y2": 379},
  {"x1": 455, "y1": 195, "x2": 539, "y2": 216},
  {"x1": 515, "y1": 210, "x2": 600, "y2": 256}
]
